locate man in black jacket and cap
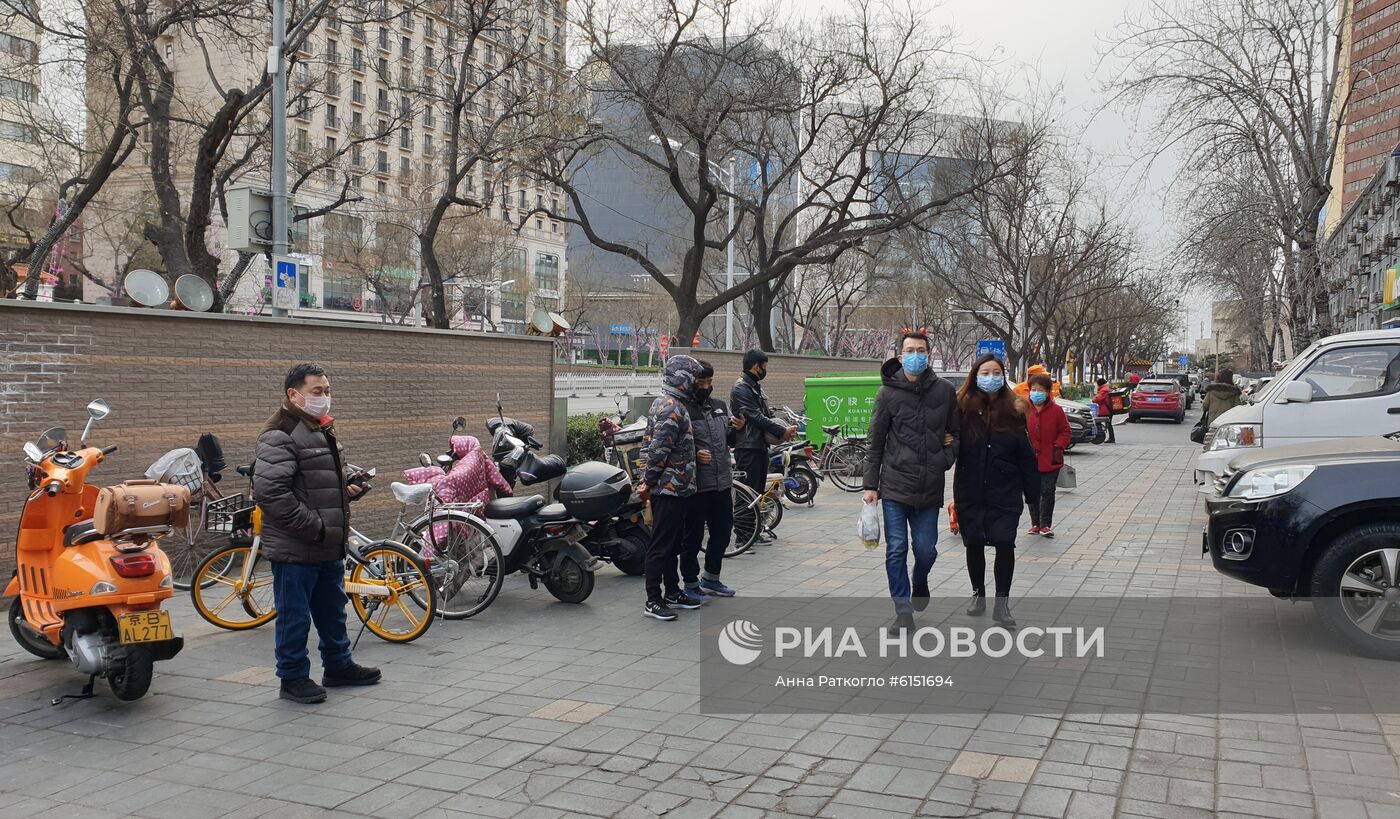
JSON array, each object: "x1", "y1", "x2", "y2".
[
  {"x1": 253, "y1": 363, "x2": 380, "y2": 704},
  {"x1": 730, "y1": 350, "x2": 794, "y2": 543},
  {"x1": 862, "y1": 331, "x2": 960, "y2": 631}
]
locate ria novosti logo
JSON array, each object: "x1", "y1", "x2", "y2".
[
  {"x1": 716, "y1": 620, "x2": 1106, "y2": 665},
  {"x1": 717, "y1": 620, "x2": 763, "y2": 665}
]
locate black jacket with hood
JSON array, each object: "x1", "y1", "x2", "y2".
[
  {"x1": 862, "y1": 357, "x2": 961, "y2": 509},
  {"x1": 252, "y1": 402, "x2": 351, "y2": 563}
]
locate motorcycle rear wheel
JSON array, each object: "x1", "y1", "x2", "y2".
[
  {"x1": 109, "y1": 646, "x2": 153, "y2": 701},
  {"x1": 611, "y1": 524, "x2": 648, "y2": 576},
  {"x1": 784, "y1": 466, "x2": 819, "y2": 505},
  {"x1": 544, "y1": 552, "x2": 594, "y2": 603},
  {"x1": 8, "y1": 598, "x2": 65, "y2": 660}
]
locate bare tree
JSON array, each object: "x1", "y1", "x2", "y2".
[{"x1": 1105, "y1": 0, "x2": 1346, "y2": 347}]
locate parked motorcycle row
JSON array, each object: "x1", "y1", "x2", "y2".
[{"x1": 13, "y1": 393, "x2": 830, "y2": 703}]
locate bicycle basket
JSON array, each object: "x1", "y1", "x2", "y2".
[
  {"x1": 206, "y1": 493, "x2": 256, "y2": 534},
  {"x1": 165, "y1": 467, "x2": 203, "y2": 496}
]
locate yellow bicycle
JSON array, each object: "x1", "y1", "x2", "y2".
[{"x1": 190, "y1": 506, "x2": 438, "y2": 644}]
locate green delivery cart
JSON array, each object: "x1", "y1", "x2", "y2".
[{"x1": 803, "y1": 373, "x2": 881, "y2": 493}]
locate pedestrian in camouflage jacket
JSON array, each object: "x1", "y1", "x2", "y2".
[
  {"x1": 639, "y1": 355, "x2": 704, "y2": 620},
  {"x1": 640, "y1": 356, "x2": 703, "y2": 499}
]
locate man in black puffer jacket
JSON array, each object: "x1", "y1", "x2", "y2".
[
  {"x1": 862, "y1": 331, "x2": 960, "y2": 631},
  {"x1": 253, "y1": 363, "x2": 379, "y2": 704}
]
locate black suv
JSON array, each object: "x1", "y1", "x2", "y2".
[{"x1": 1204, "y1": 435, "x2": 1400, "y2": 658}]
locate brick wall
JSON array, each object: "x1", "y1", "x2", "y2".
[
  {"x1": 0, "y1": 301, "x2": 555, "y2": 578},
  {"x1": 666, "y1": 348, "x2": 884, "y2": 413}
]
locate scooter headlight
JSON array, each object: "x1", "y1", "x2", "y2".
[{"x1": 91, "y1": 581, "x2": 118, "y2": 595}]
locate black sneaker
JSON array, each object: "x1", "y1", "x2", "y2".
[
  {"x1": 663, "y1": 590, "x2": 703, "y2": 610},
  {"x1": 912, "y1": 581, "x2": 930, "y2": 612},
  {"x1": 279, "y1": 677, "x2": 327, "y2": 704},
  {"x1": 322, "y1": 663, "x2": 382, "y2": 687},
  {"x1": 644, "y1": 600, "x2": 677, "y2": 621}
]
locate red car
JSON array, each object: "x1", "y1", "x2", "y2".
[{"x1": 1128, "y1": 379, "x2": 1186, "y2": 423}]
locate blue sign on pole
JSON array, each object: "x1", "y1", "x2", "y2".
[
  {"x1": 272, "y1": 256, "x2": 298, "y2": 310},
  {"x1": 977, "y1": 339, "x2": 1007, "y2": 362},
  {"x1": 1179, "y1": 354, "x2": 1190, "y2": 369},
  {"x1": 610, "y1": 323, "x2": 634, "y2": 335}
]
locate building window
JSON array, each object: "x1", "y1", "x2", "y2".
[
  {"x1": 401, "y1": 36, "x2": 411, "y2": 58},
  {"x1": 534, "y1": 252, "x2": 559, "y2": 292},
  {"x1": 378, "y1": 179, "x2": 387, "y2": 194},
  {"x1": 0, "y1": 77, "x2": 36, "y2": 102},
  {"x1": 352, "y1": 47, "x2": 365, "y2": 71},
  {"x1": 351, "y1": 110, "x2": 363, "y2": 130},
  {"x1": 351, "y1": 144, "x2": 362, "y2": 165},
  {"x1": 295, "y1": 128, "x2": 309, "y2": 151},
  {"x1": 352, "y1": 79, "x2": 364, "y2": 104},
  {"x1": 424, "y1": 133, "x2": 434, "y2": 155},
  {"x1": 400, "y1": 156, "x2": 410, "y2": 175},
  {"x1": 0, "y1": 119, "x2": 37, "y2": 143},
  {"x1": 400, "y1": 129, "x2": 410, "y2": 149},
  {"x1": 0, "y1": 33, "x2": 37, "y2": 62},
  {"x1": 378, "y1": 27, "x2": 389, "y2": 50},
  {"x1": 327, "y1": 39, "x2": 339, "y2": 63},
  {"x1": 425, "y1": 46, "x2": 434, "y2": 68},
  {"x1": 0, "y1": 161, "x2": 36, "y2": 182},
  {"x1": 377, "y1": 150, "x2": 389, "y2": 173},
  {"x1": 377, "y1": 88, "x2": 389, "y2": 112}
]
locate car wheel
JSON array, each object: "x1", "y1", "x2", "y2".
[
  {"x1": 1310, "y1": 524, "x2": 1400, "y2": 660},
  {"x1": 1174, "y1": 411, "x2": 1185, "y2": 424}
]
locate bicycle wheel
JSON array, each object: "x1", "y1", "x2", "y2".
[
  {"x1": 164, "y1": 518, "x2": 230, "y2": 591},
  {"x1": 760, "y1": 492, "x2": 783, "y2": 532},
  {"x1": 408, "y1": 514, "x2": 505, "y2": 620},
  {"x1": 348, "y1": 541, "x2": 436, "y2": 643},
  {"x1": 723, "y1": 483, "x2": 761, "y2": 557},
  {"x1": 189, "y1": 543, "x2": 276, "y2": 630},
  {"x1": 825, "y1": 442, "x2": 867, "y2": 492}
]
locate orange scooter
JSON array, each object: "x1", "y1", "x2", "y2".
[{"x1": 6, "y1": 399, "x2": 186, "y2": 702}]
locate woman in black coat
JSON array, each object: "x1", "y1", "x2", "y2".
[{"x1": 953, "y1": 354, "x2": 1041, "y2": 627}]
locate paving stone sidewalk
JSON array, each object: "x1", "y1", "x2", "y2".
[{"x1": 1, "y1": 422, "x2": 1397, "y2": 818}]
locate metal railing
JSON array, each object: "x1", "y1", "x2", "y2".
[{"x1": 554, "y1": 372, "x2": 661, "y2": 397}]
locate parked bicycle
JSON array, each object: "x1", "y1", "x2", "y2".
[
  {"x1": 188, "y1": 467, "x2": 438, "y2": 644},
  {"x1": 778, "y1": 408, "x2": 866, "y2": 493},
  {"x1": 148, "y1": 437, "x2": 247, "y2": 590}
]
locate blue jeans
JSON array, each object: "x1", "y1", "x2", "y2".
[
  {"x1": 271, "y1": 560, "x2": 354, "y2": 681},
  {"x1": 882, "y1": 500, "x2": 940, "y2": 615}
]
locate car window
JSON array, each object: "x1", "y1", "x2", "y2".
[
  {"x1": 1138, "y1": 382, "x2": 1176, "y2": 393},
  {"x1": 1296, "y1": 345, "x2": 1400, "y2": 400}
]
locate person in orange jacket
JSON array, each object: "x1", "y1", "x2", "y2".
[{"x1": 1013, "y1": 364, "x2": 1061, "y2": 400}]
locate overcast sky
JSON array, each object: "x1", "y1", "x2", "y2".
[{"x1": 780, "y1": 0, "x2": 1211, "y2": 347}]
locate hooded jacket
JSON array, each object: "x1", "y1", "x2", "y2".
[
  {"x1": 1013, "y1": 365, "x2": 1062, "y2": 400},
  {"x1": 641, "y1": 356, "x2": 703, "y2": 497},
  {"x1": 862, "y1": 357, "x2": 961, "y2": 508},
  {"x1": 1202, "y1": 382, "x2": 1244, "y2": 425},
  {"x1": 953, "y1": 408, "x2": 1040, "y2": 547},
  {"x1": 688, "y1": 393, "x2": 736, "y2": 493},
  {"x1": 252, "y1": 401, "x2": 350, "y2": 564}
]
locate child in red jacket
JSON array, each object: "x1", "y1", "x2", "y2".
[
  {"x1": 1025, "y1": 373, "x2": 1071, "y2": 538},
  {"x1": 1092, "y1": 378, "x2": 1116, "y2": 443}
]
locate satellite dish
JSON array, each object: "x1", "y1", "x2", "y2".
[
  {"x1": 123, "y1": 269, "x2": 169, "y2": 307},
  {"x1": 525, "y1": 309, "x2": 571, "y2": 337},
  {"x1": 173, "y1": 275, "x2": 215, "y2": 312},
  {"x1": 528, "y1": 308, "x2": 553, "y2": 335}
]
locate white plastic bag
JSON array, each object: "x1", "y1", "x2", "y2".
[
  {"x1": 858, "y1": 501, "x2": 881, "y2": 549},
  {"x1": 1057, "y1": 463, "x2": 1078, "y2": 490}
]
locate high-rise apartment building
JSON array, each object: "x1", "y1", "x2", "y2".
[
  {"x1": 1326, "y1": 0, "x2": 1400, "y2": 233},
  {"x1": 83, "y1": 0, "x2": 569, "y2": 329},
  {"x1": 0, "y1": 9, "x2": 44, "y2": 252}
]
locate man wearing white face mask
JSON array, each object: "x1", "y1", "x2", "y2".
[{"x1": 252, "y1": 363, "x2": 378, "y2": 704}]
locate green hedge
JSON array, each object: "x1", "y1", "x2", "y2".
[
  {"x1": 1061, "y1": 384, "x2": 1094, "y2": 401},
  {"x1": 567, "y1": 413, "x2": 607, "y2": 465}
]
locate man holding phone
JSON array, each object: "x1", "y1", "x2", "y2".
[{"x1": 731, "y1": 350, "x2": 794, "y2": 544}]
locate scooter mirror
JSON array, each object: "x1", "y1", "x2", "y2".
[
  {"x1": 452, "y1": 416, "x2": 466, "y2": 433},
  {"x1": 87, "y1": 399, "x2": 111, "y2": 420},
  {"x1": 419, "y1": 453, "x2": 432, "y2": 467},
  {"x1": 23, "y1": 442, "x2": 42, "y2": 462}
]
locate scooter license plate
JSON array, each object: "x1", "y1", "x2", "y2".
[{"x1": 118, "y1": 610, "x2": 173, "y2": 644}]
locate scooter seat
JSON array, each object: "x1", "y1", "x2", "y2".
[
  {"x1": 484, "y1": 495, "x2": 547, "y2": 519},
  {"x1": 64, "y1": 519, "x2": 104, "y2": 547},
  {"x1": 236, "y1": 463, "x2": 254, "y2": 478},
  {"x1": 822, "y1": 425, "x2": 842, "y2": 436},
  {"x1": 537, "y1": 502, "x2": 571, "y2": 522}
]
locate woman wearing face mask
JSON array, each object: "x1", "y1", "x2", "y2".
[
  {"x1": 952, "y1": 355, "x2": 1040, "y2": 627},
  {"x1": 1023, "y1": 373, "x2": 1071, "y2": 538}
]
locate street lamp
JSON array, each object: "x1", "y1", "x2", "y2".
[{"x1": 649, "y1": 134, "x2": 737, "y2": 350}]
